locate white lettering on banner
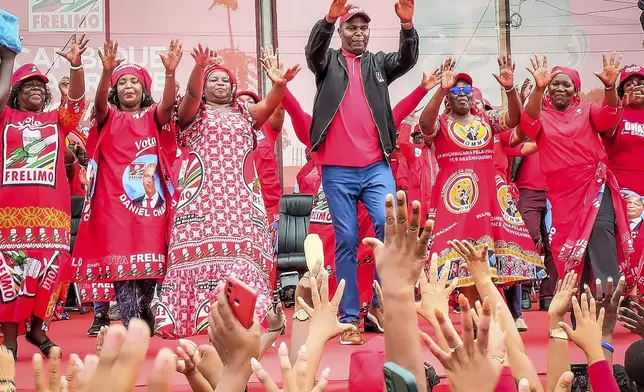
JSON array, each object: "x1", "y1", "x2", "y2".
[
  {"x1": 623, "y1": 121, "x2": 644, "y2": 137},
  {"x1": 0, "y1": 265, "x2": 17, "y2": 303},
  {"x1": 135, "y1": 137, "x2": 158, "y2": 155},
  {"x1": 42, "y1": 265, "x2": 59, "y2": 291},
  {"x1": 129, "y1": 254, "x2": 165, "y2": 263},
  {"x1": 119, "y1": 194, "x2": 150, "y2": 216}
]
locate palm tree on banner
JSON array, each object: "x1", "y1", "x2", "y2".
[{"x1": 208, "y1": 0, "x2": 258, "y2": 91}]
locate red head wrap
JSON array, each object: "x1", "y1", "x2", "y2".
[
  {"x1": 204, "y1": 65, "x2": 237, "y2": 103},
  {"x1": 234, "y1": 90, "x2": 261, "y2": 104},
  {"x1": 543, "y1": 66, "x2": 581, "y2": 108},
  {"x1": 110, "y1": 63, "x2": 152, "y2": 92}
]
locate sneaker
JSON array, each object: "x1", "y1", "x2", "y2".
[
  {"x1": 340, "y1": 321, "x2": 364, "y2": 345},
  {"x1": 521, "y1": 290, "x2": 532, "y2": 310},
  {"x1": 87, "y1": 312, "x2": 110, "y2": 336},
  {"x1": 515, "y1": 318, "x2": 528, "y2": 332},
  {"x1": 539, "y1": 297, "x2": 552, "y2": 311},
  {"x1": 364, "y1": 306, "x2": 384, "y2": 333}
]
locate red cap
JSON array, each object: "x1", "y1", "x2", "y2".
[
  {"x1": 620, "y1": 64, "x2": 644, "y2": 85},
  {"x1": 454, "y1": 72, "x2": 473, "y2": 86},
  {"x1": 339, "y1": 6, "x2": 371, "y2": 24},
  {"x1": 11, "y1": 63, "x2": 49, "y2": 87}
]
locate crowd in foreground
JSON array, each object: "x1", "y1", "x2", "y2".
[{"x1": 2, "y1": 0, "x2": 644, "y2": 389}]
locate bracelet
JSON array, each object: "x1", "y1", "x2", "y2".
[
  {"x1": 504, "y1": 86, "x2": 515, "y2": 92},
  {"x1": 70, "y1": 64, "x2": 83, "y2": 71},
  {"x1": 601, "y1": 341, "x2": 615, "y2": 353},
  {"x1": 165, "y1": 73, "x2": 175, "y2": 77},
  {"x1": 0, "y1": 380, "x2": 14, "y2": 386},
  {"x1": 400, "y1": 21, "x2": 413, "y2": 29},
  {"x1": 605, "y1": 84, "x2": 616, "y2": 90}
]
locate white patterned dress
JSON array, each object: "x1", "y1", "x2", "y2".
[{"x1": 154, "y1": 103, "x2": 275, "y2": 339}]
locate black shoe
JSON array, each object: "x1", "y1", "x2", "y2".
[
  {"x1": 539, "y1": 297, "x2": 552, "y2": 311},
  {"x1": 25, "y1": 332, "x2": 57, "y2": 358},
  {"x1": 87, "y1": 312, "x2": 110, "y2": 336}
]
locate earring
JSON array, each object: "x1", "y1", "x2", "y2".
[{"x1": 13, "y1": 97, "x2": 19, "y2": 108}]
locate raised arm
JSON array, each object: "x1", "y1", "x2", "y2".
[
  {"x1": 491, "y1": 55, "x2": 521, "y2": 130},
  {"x1": 56, "y1": 34, "x2": 89, "y2": 102},
  {"x1": 419, "y1": 57, "x2": 456, "y2": 140},
  {"x1": 178, "y1": 45, "x2": 220, "y2": 128},
  {"x1": 0, "y1": 47, "x2": 17, "y2": 116},
  {"x1": 96, "y1": 41, "x2": 123, "y2": 126},
  {"x1": 590, "y1": 52, "x2": 625, "y2": 133},
  {"x1": 523, "y1": 54, "x2": 558, "y2": 124},
  {"x1": 155, "y1": 39, "x2": 183, "y2": 126},
  {"x1": 382, "y1": 0, "x2": 418, "y2": 82},
  {"x1": 282, "y1": 87, "x2": 313, "y2": 148},
  {"x1": 267, "y1": 105, "x2": 285, "y2": 133},
  {"x1": 393, "y1": 70, "x2": 439, "y2": 128},
  {"x1": 250, "y1": 47, "x2": 300, "y2": 129},
  {"x1": 305, "y1": 0, "x2": 351, "y2": 75}
]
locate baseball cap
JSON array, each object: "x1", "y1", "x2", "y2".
[
  {"x1": 339, "y1": 6, "x2": 371, "y2": 25},
  {"x1": 618, "y1": 64, "x2": 644, "y2": 97},
  {"x1": 11, "y1": 63, "x2": 49, "y2": 87},
  {"x1": 454, "y1": 72, "x2": 473, "y2": 86}
]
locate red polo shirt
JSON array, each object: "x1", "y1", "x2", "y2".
[
  {"x1": 515, "y1": 151, "x2": 547, "y2": 191},
  {"x1": 317, "y1": 48, "x2": 383, "y2": 167}
]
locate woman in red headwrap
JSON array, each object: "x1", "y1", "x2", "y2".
[
  {"x1": 0, "y1": 35, "x2": 88, "y2": 359},
  {"x1": 602, "y1": 64, "x2": 644, "y2": 296},
  {"x1": 520, "y1": 53, "x2": 631, "y2": 294},
  {"x1": 154, "y1": 47, "x2": 300, "y2": 339},
  {"x1": 418, "y1": 56, "x2": 542, "y2": 307},
  {"x1": 235, "y1": 90, "x2": 285, "y2": 225},
  {"x1": 73, "y1": 39, "x2": 182, "y2": 333}
]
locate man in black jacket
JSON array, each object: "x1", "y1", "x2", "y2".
[{"x1": 304, "y1": 0, "x2": 419, "y2": 345}]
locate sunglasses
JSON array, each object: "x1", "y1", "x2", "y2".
[{"x1": 449, "y1": 86, "x2": 473, "y2": 96}]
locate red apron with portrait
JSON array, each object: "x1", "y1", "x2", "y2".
[
  {"x1": 72, "y1": 104, "x2": 175, "y2": 283},
  {"x1": 428, "y1": 113, "x2": 542, "y2": 287},
  {"x1": 308, "y1": 185, "x2": 375, "y2": 307}
]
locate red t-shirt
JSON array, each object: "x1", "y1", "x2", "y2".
[
  {"x1": 603, "y1": 106, "x2": 644, "y2": 195},
  {"x1": 253, "y1": 123, "x2": 281, "y2": 210},
  {"x1": 70, "y1": 162, "x2": 87, "y2": 196},
  {"x1": 514, "y1": 151, "x2": 547, "y2": 191},
  {"x1": 317, "y1": 49, "x2": 383, "y2": 167},
  {"x1": 0, "y1": 101, "x2": 84, "y2": 252}
]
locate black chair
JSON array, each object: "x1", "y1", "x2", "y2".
[{"x1": 276, "y1": 194, "x2": 313, "y2": 306}]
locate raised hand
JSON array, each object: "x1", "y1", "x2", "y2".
[
  {"x1": 421, "y1": 68, "x2": 441, "y2": 91},
  {"x1": 363, "y1": 191, "x2": 433, "y2": 292},
  {"x1": 98, "y1": 41, "x2": 123, "y2": 73},
  {"x1": 471, "y1": 300, "x2": 505, "y2": 363},
  {"x1": 421, "y1": 296, "x2": 506, "y2": 392},
  {"x1": 526, "y1": 54, "x2": 559, "y2": 90},
  {"x1": 96, "y1": 326, "x2": 108, "y2": 355},
  {"x1": 548, "y1": 271, "x2": 578, "y2": 320},
  {"x1": 559, "y1": 293, "x2": 605, "y2": 360},
  {"x1": 0, "y1": 345, "x2": 15, "y2": 391},
  {"x1": 175, "y1": 339, "x2": 200, "y2": 376},
  {"x1": 160, "y1": 38, "x2": 183, "y2": 73},
  {"x1": 493, "y1": 55, "x2": 515, "y2": 90},
  {"x1": 416, "y1": 255, "x2": 457, "y2": 323},
  {"x1": 328, "y1": 0, "x2": 352, "y2": 20},
  {"x1": 594, "y1": 52, "x2": 624, "y2": 88},
  {"x1": 449, "y1": 239, "x2": 492, "y2": 285},
  {"x1": 56, "y1": 34, "x2": 89, "y2": 67},
  {"x1": 33, "y1": 347, "x2": 83, "y2": 392},
  {"x1": 395, "y1": 0, "x2": 415, "y2": 24},
  {"x1": 439, "y1": 57, "x2": 457, "y2": 92},
  {"x1": 191, "y1": 44, "x2": 221, "y2": 68},
  {"x1": 297, "y1": 268, "x2": 356, "y2": 343},
  {"x1": 618, "y1": 301, "x2": 644, "y2": 338},
  {"x1": 520, "y1": 77, "x2": 533, "y2": 103},
  {"x1": 260, "y1": 46, "x2": 301, "y2": 86},
  {"x1": 267, "y1": 302, "x2": 286, "y2": 334},
  {"x1": 583, "y1": 276, "x2": 624, "y2": 338},
  {"x1": 251, "y1": 343, "x2": 330, "y2": 392}
]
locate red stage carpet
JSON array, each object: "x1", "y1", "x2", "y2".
[{"x1": 13, "y1": 309, "x2": 640, "y2": 391}]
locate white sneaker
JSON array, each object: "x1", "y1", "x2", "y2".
[{"x1": 515, "y1": 318, "x2": 528, "y2": 332}]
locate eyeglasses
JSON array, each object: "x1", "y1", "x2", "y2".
[{"x1": 449, "y1": 86, "x2": 473, "y2": 96}]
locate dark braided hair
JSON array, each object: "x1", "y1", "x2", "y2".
[
  {"x1": 107, "y1": 85, "x2": 155, "y2": 109},
  {"x1": 8, "y1": 79, "x2": 53, "y2": 111}
]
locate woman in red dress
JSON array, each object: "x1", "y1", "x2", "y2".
[
  {"x1": 73, "y1": 40, "x2": 182, "y2": 332},
  {"x1": 0, "y1": 35, "x2": 88, "y2": 359},
  {"x1": 418, "y1": 56, "x2": 542, "y2": 306},
  {"x1": 602, "y1": 64, "x2": 644, "y2": 295},
  {"x1": 520, "y1": 54, "x2": 632, "y2": 291}
]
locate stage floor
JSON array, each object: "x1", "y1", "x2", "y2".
[{"x1": 13, "y1": 308, "x2": 640, "y2": 391}]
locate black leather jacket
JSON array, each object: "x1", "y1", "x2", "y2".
[{"x1": 304, "y1": 18, "x2": 419, "y2": 160}]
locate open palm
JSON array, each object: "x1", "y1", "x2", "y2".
[{"x1": 56, "y1": 34, "x2": 89, "y2": 67}]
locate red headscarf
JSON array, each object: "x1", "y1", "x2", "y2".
[
  {"x1": 543, "y1": 66, "x2": 581, "y2": 108},
  {"x1": 234, "y1": 90, "x2": 261, "y2": 104},
  {"x1": 110, "y1": 63, "x2": 152, "y2": 92},
  {"x1": 204, "y1": 64, "x2": 237, "y2": 103}
]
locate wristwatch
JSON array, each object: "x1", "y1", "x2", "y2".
[
  {"x1": 293, "y1": 308, "x2": 310, "y2": 322},
  {"x1": 548, "y1": 327, "x2": 569, "y2": 340}
]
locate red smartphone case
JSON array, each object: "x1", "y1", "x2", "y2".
[{"x1": 225, "y1": 277, "x2": 257, "y2": 329}]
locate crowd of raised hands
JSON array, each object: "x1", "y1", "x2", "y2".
[{"x1": 1, "y1": 192, "x2": 644, "y2": 392}]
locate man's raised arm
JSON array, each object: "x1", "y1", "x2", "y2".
[
  {"x1": 305, "y1": 0, "x2": 351, "y2": 76},
  {"x1": 383, "y1": 0, "x2": 419, "y2": 82}
]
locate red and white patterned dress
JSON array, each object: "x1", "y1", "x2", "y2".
[{"x1": 155, "y1": 103, "x2": 275, "y2": 339}]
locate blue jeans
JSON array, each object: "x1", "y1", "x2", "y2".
[
  {"x1": 94, "y1": 302, "x2": 109, "y2": 313},
  {"x1": 504, "y1": 284, "x2": 522, "y2": 320},
  {"x1": 322, "y1": 160, "x2": 396, "y2": 323}
]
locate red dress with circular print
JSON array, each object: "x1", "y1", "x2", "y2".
[{"x1": 428, "y1": 112, "x2": 542, "y2": 287}]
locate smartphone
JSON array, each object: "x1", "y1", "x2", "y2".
[
  {"x1": 424, "y1": 362, "x2": 440, "y2": 390},
  {"x1": 570, "y1": 363, "x2": 588, "y2": 392},
  {"x1": 279, "y1": 271, "x2": 300, "y2": 308},
  {"x1": 225, "y1": 277, "x2": 257, "y2": 329},
  {"x1": 383, "y1": 362, "x2": 418, "y2": 392}
]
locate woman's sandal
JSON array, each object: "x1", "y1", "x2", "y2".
[{"x1": 25, "y1": 333, "x2": 57, "y2": 357}]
